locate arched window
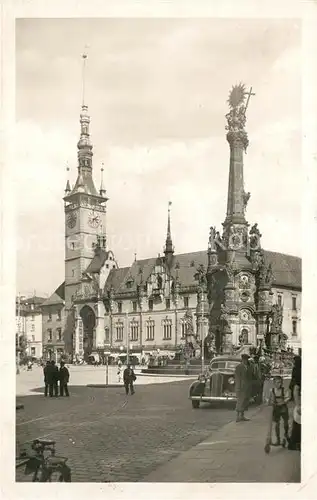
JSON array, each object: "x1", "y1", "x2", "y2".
[{"x1": 239, "y1": 328, "x2": 249, "y2": 344}]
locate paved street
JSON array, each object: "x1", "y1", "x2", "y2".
[
  {"x1": 16, "y1": 365, "x2": 196, "y2": 396},
  {"x1": 16, "y1": 373, "x2": 236, "y2": 482}
]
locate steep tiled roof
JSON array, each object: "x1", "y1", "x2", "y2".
[
  {"x1": 104, "y1": 249, "x2": 301, "y2": 292},
  {"x1": 17, "y1": 296, "x2": 46, "y2": 314},
  {"x1": 85, "y1": 249, "x2": 109, "y2": 274},
  {"x1": 104, "y1": 267, "x2": 131, "y2": 292},
  {"x1": 19, "y1": 296, "x2": 46, "y2": 306},
  {"x1": 264, "y1": 250, "x2": 301, "y2": 289},
  {"x1": 41, "y1": 282, "x2": 65, "y2": 306},
  {"x1": 70, "y1": 172, "x2": 99, "y2": 196}
]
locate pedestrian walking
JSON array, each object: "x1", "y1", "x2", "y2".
[
  {"x1": 59, "y1": 361, "x2": 70, "y2": 397},
  {"x1": 288, "y1": 356, "x2": 301, "y2": 451},
  {"x1": 123, "y1": 365, "x2": 136, "y2": 395},
  {"x1": 117, "y1": 364, "x2": 122, "y2": 383},
  {"x1": 50, "y1": 360, "x2": 59, "y2": 397},
  {"x1": 43, "y1": 360, "x2": 52, "y2": 397},
  {"x1": 235, "y1": 354, "x2": 253, "y2": 422},
  {"x1": 268, "y1": 375, "x2": 290, "y2": 447}
]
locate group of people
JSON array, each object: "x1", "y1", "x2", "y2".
[
  {"x1": 43, "y1": 360, "x2": 137, "y2": 397},
  {"x1": 43, "y1": 360, "x2": 70, "y2": 397},
  {"x1": 270, "y1": 355, "x2": 301, "y2": 451},
  {"x1": 235, "y1": 353, "x2": 301, "y2": 451}
]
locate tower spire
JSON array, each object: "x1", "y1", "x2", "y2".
[
  {"x1": 222, "y1": 84, "x2": 254, "y2": 251},
  {"x1": 82, "y1": 51, "x2": 87, "y2": 107},
  {"x1": 164, "y1": 201, "x2": 174, "y2": 266},
  {"x1": 64, "y1": 162, "x2": 71, "y2": 194},
  {"x1": 100, "y1": 163, "x2": 106, "y2": 196}
]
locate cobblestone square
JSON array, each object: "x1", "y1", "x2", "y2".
[{"x1": 16, "y1": 368, "x2": 235, "y2": 482}]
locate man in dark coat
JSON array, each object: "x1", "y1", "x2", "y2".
[
  {"x1": 59, "y1": 361, "x2": 70, "y2": 397},
  {"x1": 43, "y1": 360, "x2": 52, "y2": 397},
  {"x1": 235, "y1": 354, "x2": 253, "y2": 422},
  {"x1": 50, "y1": 360, "x2": 59, "y2": 397},
  {"x1": 123, "y1": 365, "x2": 136, "y2": 395}
]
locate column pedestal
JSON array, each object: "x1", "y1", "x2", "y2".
[{"x1": 95, "y1": 301, "x2": 106, "y2": 349}]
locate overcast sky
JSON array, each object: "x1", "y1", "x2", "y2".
[{"x1": 16, "y1": 18, "x2": 301, "y2": 297}]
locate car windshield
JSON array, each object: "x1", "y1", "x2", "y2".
[
  {"x1": 210, "y1": 361, "x2": 226, "y2": 370},
  {"x1": 210, "y1": 360, "x2": 239, "y2": 370}
]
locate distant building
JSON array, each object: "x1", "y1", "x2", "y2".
[
  {"x1": 16, "y1": 295, "x2": 45, "y2": 359},
  {"x1": 42, "y1": 78, "x2": 301, "y2": 362},
  {"x1": 40, "y1": 283, "x2": 65, "y2": 362}
]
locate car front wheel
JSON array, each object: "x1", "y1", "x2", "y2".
[{"x1": 192, "y1": 400, "x2": 200, "y2": 409}]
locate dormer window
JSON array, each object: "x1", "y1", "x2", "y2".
[{"x1": 126, "y1": 278, "x2": 134, "y2": 289}]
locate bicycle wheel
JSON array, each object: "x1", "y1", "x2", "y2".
[{"x1": 42, "y1": 465, "x2": 71, "y2": 482}]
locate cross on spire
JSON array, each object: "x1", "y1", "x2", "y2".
[{"x1": 245, "y1": 86, "x2": 255, "y2": 111}]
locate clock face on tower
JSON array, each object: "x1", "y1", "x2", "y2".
[
  {"x1": 67, "y1": 211, "x2": 77, "y2": 229},
  {"x1": 88, "y1": 210, "x2": 101, "y2": 228}
]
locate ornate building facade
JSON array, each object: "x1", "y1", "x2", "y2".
[{"x1": 42, "y1": 82, "x2": 301, "y2": 361}]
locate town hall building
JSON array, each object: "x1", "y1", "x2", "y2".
[{"x1": 41, "y1": 79, "x2": 301, "y2": 362}]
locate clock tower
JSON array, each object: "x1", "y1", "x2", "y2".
[{"x1": 63, "y1": 54, "x2": 108, "y2": 310}]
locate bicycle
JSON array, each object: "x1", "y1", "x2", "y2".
[{"x1": 16, "y1": 439, "x2": 71, "y2": 482}]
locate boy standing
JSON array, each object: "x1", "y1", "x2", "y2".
[{"x1": 268, "y1": 376, "x2": 290, "y2": 446}]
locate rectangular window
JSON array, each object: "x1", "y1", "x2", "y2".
[
  {"x1": 57, "y1": 328, "x2": 62, "y2": 341},
  {"x1": 181, "y1": 321, "x2": 187, "y2": 339},
  {"x1": 72, "y1": 269, "x2": 75, "y2": 277},
  {"x1": 31, "y1": 315, "x2": 34, "y2": 321},
  {"x1": 130, "y1": 322, "x2": 139, "y2": 341},
  {"x1": 163, "y1": 319, "x2": 172, "y2": 340},
  {"x1": 31, "y1": 323, "x2": 35, "y2": 332},
  {"x1": 277, "y1": 295, "x2": 282, "y2": 307},
  {"x1": 48, "y1": 312, "x2": 52, "y2": 321},
  {"x1": 184, "y1": 297, "x2": 189, "y2": 308},
  {"x1": 149, "y1": 299, "x2": 153, "y2": 311},
  {"x1": 57, "y1": 310, "x2": 62, "y2": 320},
  {"x1": 165, "y1": 299, "x2": 171, "y2": 310},
  {"x1": 105, "y1": 327, "x2": 110, "y2": 343},
  {"x1": 47, "y1": 328, "x2": 52, "y2": 341},
  {"x1": 292, "y1": 296, "x2": 297, "y2": 311},
  {"x1": 146, "y1": 320, "x2": 155, "y2": 341},
  {"x1": 132, "y1": 301, "x2": 137, "y2": 313},
  {"x1": 292, "y1": 320, "x2": 297, "y2": 336},
  {"x1": 117, "y1": 302, "x2": 122, "y2": 314},
  {"x1": 31, "y1": 347, "x2": 36, "y2": 356},
  {"x1": 31, "y1": 335, "x2": 35, "y2": 342},
  {"x1": 115, "y1": 323, "x2": 124, "y2": 341}
]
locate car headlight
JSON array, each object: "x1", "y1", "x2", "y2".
[{"x1": 228, "y1": 377, "x2": 235, "y2": 385}]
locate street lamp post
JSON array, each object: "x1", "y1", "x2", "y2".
[
  {"x1": 126, "y1": 311, "x2": 130, "y2": 366},
  {"x1": 105, "y1": 352, "x2": 109, "y2": 386},
  {"x1": 200, "y1": 294, "x2": 205, "y2": 375},
  {"x1": 16, "y1": 294, "x2": 21, "y2": 375}
]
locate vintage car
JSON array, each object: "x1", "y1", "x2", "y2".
[{"x1": 189, "y1": 355, "x2": 262, "y2": 409}]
